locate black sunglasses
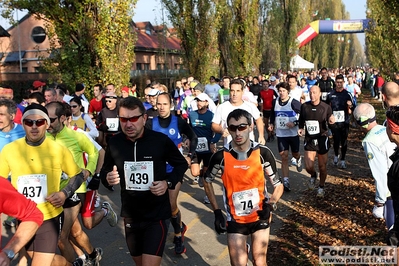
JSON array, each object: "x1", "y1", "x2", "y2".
[
  {"x1": 227, "y1": 123, "x2": 249, "y2": 132},
  {"x1": 49, "y1": 117, "x2": 58, "y2": 123}
]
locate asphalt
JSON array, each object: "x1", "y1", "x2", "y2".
[{"x1": 2, "y1": 134, "x2": 312, "y2": 266}]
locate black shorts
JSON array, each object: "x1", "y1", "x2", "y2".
[
  {"x1": 124, "y1": 218, "x2": 168, "y2": 257},
  {"x1": 191, "y1": 152, "x2": 212, "y2": 167},
  {"x1": 304, "y1": 136, "x2": 330, "y2": 155},
  {"x1": 277, "y1": 136, "x2": 300, "y2": 153},
  {"x1": 227, "y1": 220, "x2": 269, "y2": 235},
  {"x1": 26, "y1": 214, "x2": 62, "y2": 253},
  {"x1": 263, "y1": 110, "x2": 271, "y2": 118},
  {"x1": 63, "y1": 193, "x2": 81, "y2": 209}
]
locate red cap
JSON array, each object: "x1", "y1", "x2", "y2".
[
  {"x1": 33, "y1": 80, "x2": 46, "y2": 88},
  {"x1": 121, "y1": 86, "x2": 130, "y2": 93}
]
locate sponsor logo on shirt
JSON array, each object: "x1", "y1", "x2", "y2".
[{"x1": 233, "y1": 165, "x2": 250, "y2": 170}]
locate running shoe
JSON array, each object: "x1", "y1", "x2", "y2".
[
  {"x1": 95, "y1": 193, "x2": 100, "y2": 208},
  {"x1": 290, "y1": 157, "x2": 297, "y2": 166},
  {"x1": 316, "y1": 187, "x2": 325, "y2": 198},
  {"x1": 283, "y1": 179, "x2": 291, "y2": 192},
  {"x1": 333, "y1": 156, "x2": 339, "y2": 166},
  {"x1": 339, "y1": 160, "x2": 347, "y2": 169},
  {"x1": 198, "y1": 176, "x2": 204, "y2": 187},
  {"x1": 192, "y1": 177, "x2": 199, "y2": 185},
  {"x1": 102, "y1": 201, "x2": 118, "y2": 227},
  {"x1": 173, "y1": 236, "x2": 186, "y2": 254},
  {"x1": 296, "y1": 156, "x2": 303, "y2": 172},
  {"x1": 308, "y1": 175, "x2": 316, "y2": 190},
  {"x1": 3, "y1": 217, "x2": 16, "y2": 227},
  {"x1": 72, "y1": 258, "x2": 84, "y2": 266},
  {"x1": 90, "y1": 247, "x2": 103, "y2": 266},
  {"x1": 203, "y1": 195, "x2": 210, "y2": 204}
]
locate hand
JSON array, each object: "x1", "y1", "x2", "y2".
[
  {"x1": 0, "y1": 251, "x2": 11, "y2": 266},
  {"x1": 298, "y1": 128, "x2": 304, "y2": 136},
  {"x1": 106, "y1": 165, "x2": 120, "y2": 186},
  {"x1": 82, "y1": 169, "x2": 90, "y2": 180},
  {"x1": 329, "y1": 115, "x2": 336, "y2": 124},
  {"x1": 347, "y1": 100, "x2": 353, "y2": 107},
  {"x1": 257, "y1": 199, "x2": 273, "y2": 222},
  {"x1": 185, "y1": 156, "x2": 192, "y2": 166},
  {"x1": 150, "y1": 181, "x2": 168, "y2": 196},
  {"x1": 87, "y1": 174, "x2": 101, "y2": 190},
  {"x1": 268, "y1": 124, "x2": 274, "y2": 132},
  {"x1": 213, "y1": 209, "x2": 227, "y2": 234},
  {"x1": 258, "y1": 136, "x2": 266, "y2": 145},
  {"x1": 286, "y1": 122, "x2": 294, "y2": 128},
  {"x1": 210, "y1": 143, "x2": 217, "y2": 153},
  {"x1": 98, "y1": 123, "x2": 109, "y2": 132},
  {"x1": 46, "y1": 191, "x2": 67, "y2": 208},
  {"x1": 222, "y1": 128, "x2": 230, "y2": 138}
]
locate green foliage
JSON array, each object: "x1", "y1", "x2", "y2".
[{"x1": 0, "y1": 0, "x2": 136, "y2": 90}]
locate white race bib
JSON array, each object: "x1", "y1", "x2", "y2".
[
  {"x1": 322, "y1": 92, "x2": 328, "y2": 101},
  {"x1": 232, "y1": 188, "x2": 260, "y2": 216},
  {"x1": 17, "y1": 174, "x2": 47, "y2": 204},
  {"x1": 333, "y1": 110, "x2": 345, "y2": 123},
  {"x1": 124, "y1": 161, "x2": 154, "y2": 191},
  {"x1": 196, "y1": 137, "x2": 209, "y2": 152},
  {"x1": 106, "y1": 118, "x2": 118, "y2": 132},
  {"x1": 305, "y1": 120, "x2": 320, "y2": 135},
  {"x1": 276, "y1": 116, "x2": 289, "y2": 129}
]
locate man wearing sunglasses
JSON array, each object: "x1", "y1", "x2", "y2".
[
  {"x1": 204, "y1": 108, "x2": 283, "y2": 266},
  {"x1": 0, "y1": 103, "x2": 87, "y2": 266},
  {"x1": 96, "y1": 92, "x2": 120, "y2": 148},
  {"x1": 353, "y1": 103, "x2": 395, "y2": 230},
  {"x1": 101, "y1": 96, "x2": 188, "y2": 266}
]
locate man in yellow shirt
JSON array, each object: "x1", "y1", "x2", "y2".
[{"x1": 0, "y1": 103, "x2": 85, "y2": 266}]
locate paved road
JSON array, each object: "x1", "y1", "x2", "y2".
[{"x1": 2, "y1": 137, "x2": 311, "y2": 266}]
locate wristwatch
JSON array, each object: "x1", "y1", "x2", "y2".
[
  {"x1": 2, "y1": 249, "x2": 16, "y2": 260},
  {"x1": 166, "y1": 179, "x2": 173, "y2": 189}
]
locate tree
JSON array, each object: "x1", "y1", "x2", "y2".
[{"x1": 0, "y1": 0, "x2": 136, "y2": 90}]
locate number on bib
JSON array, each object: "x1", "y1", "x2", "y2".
[
  {"x1": 17, "y1": 174, "x2": 47, "y2": 204},
  {"x1": 305, "y1": 120, "x2": 320, "y2": 135},
  {"x1": 124, "y1": 161, "x2": 154, "y2": 191},
  {"x1": 232, "y1": 188, "x2": 260, "y2": 216}
]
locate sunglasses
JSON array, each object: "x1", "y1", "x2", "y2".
[
  {"x1": 228, "y1": 123, "x2": 249, "y2": 132},
  {"x1": 70, "y1": 105, "x2": 78, "y2": 108},
  {"x1": 23, "y1": 119, "x2": 47, "y2": 127},
  {"x1": 49, "y1": 117, "x2": 58, "y2": 123},
  {"x1": 119, "y1": 114, "x2": 143, "y2": 123}
]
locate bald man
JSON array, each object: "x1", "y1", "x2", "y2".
[{"x1": 382, "y1": 82, "x2": 399, "y2": 108}]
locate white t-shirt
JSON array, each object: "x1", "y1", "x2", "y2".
[
  {"x1": 212, "y1": 101, "x2": 261, "y2": 145},
  {"x1": 289, "y1": 86, "x2": 303, "y2": 102},
  {"x1": 204, "y1": 84, "x2": 221, "y2": 102}
]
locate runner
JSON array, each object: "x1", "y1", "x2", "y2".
[
  {"x1": 298, "y1": 86, "x2": 335, "y2": 197},
  {"x1": 204, "y1": 108, "x2": 283, "y2": 266},
  {"x1": 259, "y1": 79, "x2": 277, "y2": 142},
  {"x1": 101, "y1": 96, "x2": 188, "y2": 266},
  {"x1": 70, "y1": 96, "x2": 99, "y2": 139}
]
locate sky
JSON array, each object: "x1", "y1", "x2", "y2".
[{"x1": 0, "y1": 0, "x2": 367, "y2": 45}]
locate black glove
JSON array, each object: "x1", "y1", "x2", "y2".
[
  {"x1": 98, "y1": 123, "x2": 109, "y2": 132},
  {"x1": 213, "y1": 209, "x2": 227, "y2": 234},
  {"x1": 257, "y1": 199, "x2": 273, "y2": 221},
  {"x1": 87, "y1": 174, "x2": 101, "y2": 190}
]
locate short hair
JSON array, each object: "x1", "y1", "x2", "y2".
[
  {"x1": 227, "y1": 109, "x2": 253, "y2": 126},
  {"x1": 29, "y1": 92, "x2": 45, "y2": 104},
  {"x1": 46, "y1": 101, "x2": 67, "y2": 117},
  {"x1": 320, "y1": 67, "x2": 327, "y2": 72},
  {"x1": 0, "y1": 99, "x2": 17, "y2": 115},
  {"x1": 382, "y1": 82, "x2": 399, "y2": 99},
  {"x1": 230, "y1": 79, "x2": 244, "y2": 90},
  {"x1": 287, "y1": 74, "x2": 296, "y2": 81},
  {"x1": 93, "y1": 84, "x2": 103, "y2": 92},
  {"x1": 56, "y1": 84, "x2": 68, "y2": 94},
  {"x1": 157, "y1": 92, "x2": 172, "y2": 104},
  {"x1": 118, "y1": 96, "x2": 145, "y2": 115},
  {"x1": 44, "y1": 87, "x2": 56, "y2": 96},
  {"x1": 56, "y1": 88, "x2": 65, "y2": 98},
  {"x1": 277, "y1": 82, "x2": 290, "y2": 92},
  {"x1": 335, "y1": 74, "x2": 344, "y2": 81},
  {"x1": 223, "y1": 76, "x2": 231, "y2": 81}
]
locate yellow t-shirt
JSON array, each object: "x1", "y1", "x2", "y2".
[{"x1": 0, "y1": 137, "x2": 81, "y2": 220}]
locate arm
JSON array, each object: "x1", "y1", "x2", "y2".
[
  {"x1": 255, "y1": 117, "x2": 265, "y2": 144},
  {"x1": 179, "y1": 117, "x2": 198, "y2": 155},
  {"x1": 165, "y1": 137, "x2": 189, "y2": 189},
  {"x1": 262, "y1": 147, "x2": 283, "y2": 204},
  {"x1": 84, "y1": 114, "x2": 99, "y2": 138},
  {"x1": 76, "y1": 131, "x2": 99, "y2": 175}
]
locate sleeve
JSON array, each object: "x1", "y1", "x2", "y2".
[
  {"x1": 291, "y1": 99, "x2": 302, "y2": 114},
  {"x1": 363, "y1": 141, "x2": 390, "y2": 203},
  {"x1": 164, "y1": 136, "x2": 188, "y2": 187},
  {"x1": 212, "y1": 105, "x2": 223, "y2": 124},
  {"x1": 96, "y1": 111, "x2": 103, "y2": 127},
  {"x1": 61, "y1": 146, "x2": 82, "y2": 178},
  {"x1": 88, "y1": 100, "x2": 94, "y2": 114},
  {"x1": 204, "y1": 150, "x2": 224, "y2": 182},
  {"x1": 179, "y1": 117, "x2": 198, "y2": 154},
  {"x1": 298, "y1": 104, "x2": 306, "y2": 129},
  {"x1": 260, "y1": 146, "x2": 282, "y2": 187},
  {"x1": 84, "y1": 114, "x2": 99, "y2": 138},
  {"x1": 145, "y1": 119, "x2": 153, "y2": 129},
  {"x1": 100, "y1": 143, "x2": 116, "y2": 189},
  {"x1": 0, "y1": 178, "x2": 43, "y2": 226},
  {"x1": 76, "y1": 132, "x2": 99, "y2": 175}
]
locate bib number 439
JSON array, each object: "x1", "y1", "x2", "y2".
[{"x1": 130, "y1": 173, "x2": 149, "y2": 185}]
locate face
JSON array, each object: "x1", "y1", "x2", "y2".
[
  {"x1": 119, "y1": 107, "x2": 147, "y2": 142},
  {"x1": 229, "y1": 84, "x2": 244, "y2": 104},
  {"x1": 386, "y1": 125, "x2": 399, "y2": 144},
  {"x1": 47, "y1": 106, "x2": 65, "y2": 134},
  {"x1": 0, "y1": 106, "x2": 14, "y2": 130},
  {"x1": 321, "y1": 70, "x2": 328, "y2": 78},
  {"x1": 192, "y1": 89, "x2": 201, "y2": 97},
  {"x1": 176, "y1": 81, "x2": 182, "y2": 88},
  {"x1": 70, "y1": 101, "x2": 81, "y2": 115},
  {"x1": 23, "y1": 114, "x2": 49, "y2": 143},
  {"x1": 93, "y1": 86, "x2": 101, "y2": 97},
  {"x1": 288, "y1": 78, "x2": 297, "y2": 89},
  {"x1": 335, "y1": 79, "x2": 344, "y2": 90},
  {"x1": 262, "y1": 81, "x2": 269, "y2": 89},
  {"x1": 227, "y1": 116, "x2": 252, "y2": 147},
  {"x1": 144, "y1": 88, "x2": 151, "y2": 103},
  {"x1": 301, "y1": 79, "x2": 306, "y2": 86},
  {"x1": 106, "y1": 97, "x2": 117, "y2": 110},
  {"x1": 278, "y1": 88, "x2": 289, "y2": 101},
  {"x1": 210, "y1": 77, "x2": 215, "y2": 83},
  {"x1": 106, "y1": 85, "x2": 115, "y2": 93},
  {"x1": 347, "y1": 76, "x2": 353, "y2": 84},
  {"x1": 223, "y1": 78, "x2": 230, "y2": 88},
  {"x1": 309, "y1": 86, "x2": 321, "y2": 104},
  {"x1": 196, "y1": 99, "x2": 208, "y2": 111},
  {"x1": 148, "y1": 95, "x2": 158, "y2": 107},
  {"x1": 156, "y1": 94, "x2": 171, "y2": 118},
  {"x1": 122, "y1": 91, "x2": 129, "y2": 98}
]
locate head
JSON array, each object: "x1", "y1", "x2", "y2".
[
  {"x1": 0, "y1": 99, "x2": 17, "y2": 132},
  {"x1": 32, "y1": 80, "x2": 46, "y2": 93},
  {"x1": 44, "y1": 88, "x2": 57, "y2": 103},
  {"x1": 69, "y1": 96, "x2": 84, "y2": 116},
  {"x1": 75, "y1": 83, "x2": 85, "y2": 96},
  {"x1": 385, "y1": 106, "x2": 399, "y2": 144},
  {"x1": 121, "y1": 86, "x2": 130, "y2": 98},
  {"x1": 209, "y1": 76, "x2": 216, "y2": 84},
  {"x1": 353, "y1": 103, "x2": 377, "y2": 132},
  {"x1": 270, "y1": 76, "x2": 277, "y2": 85},
  {"x1": 22, "y1": 103, "x2": 50, "y2": 142},
  {"x1": 192, "y1": 83, "x2": 205, "y2": 97},
  {"x1": 176, "y1": 80, "x2": 182, "y2": 88},
  {"x1": 147, "y1": 89, "x2": 160, "y2": 107},
  {"x1": 223, "y1": 76, "x2": 231, "y2": 89},
  {"x1": 320, "y1": 67, "x2": 328, "y2": 79},
  {"x1": 226, "y1": 109, "x2": 253, "y2": 148},
  {"x1": 309, "y1": 85, "x2": 321, "y2": 105},
  {"x1": 106, "y1": 84, "x2": 115, "y2": 93},
  {"x1": 28, "y1": 92, "x2": 46, "y2": 106},
  {"x1": 382, "y1": 82, "x2": 399, "y2": 108},
  {"x1": 347, "y1": 75, "x2": 354, "y2": 84},
  {"x1": 195, "y1": 94, "x2": 209, "y2": 111},
  {"x1": 300, "y1": 78, "x2": 306, "y2": 86},
  {"x1": 287, "y1": 75, "x2": 297, "y2": 90},
  {"x1": 262, "y1": 80, "x2": 269, "y2": 89},
  {"x1": 335, "y1": 74, "x2": 345, "y2": 91},
  {"x1": 159, "y1": 84, "x2": 168, "y2": 93},
  {"x1": 118, "y1": 96, "x2": 147, "y2": 142},
  {"x1": 151, "y1": 81, "x2": 160, "y2": 91},
  {"x1": 144, "y1": 85, "x2": 152, "y2": 103},
  {"x1": 45, "y1": 101, "x2": 67, "y2": 135},
  {"x1": 229, "y1": 79, "x2": 244, "y2": 104},
  {"x1": 105, "y1": 92, "x2": 118, "y2": 110},
  {"x1": 93, "y1": 84, "x2": 103, "y2": 98},
  {"x1": 56, "y1": 83, "x2": 68, "y2": 95},
  {"x1": 277, "y1": 82, "x2": 290, "y2": 101},
  {"x1": 156, "y1": 93, "x2": 172, "y2": 118}
]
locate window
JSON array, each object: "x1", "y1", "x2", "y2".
[
  {"x1": 31, "y1": 26, "x2": 46, "y2": 44},
  {"x1": 21, "y1": 67, "x2": 28, "y2": 73},
  {"x1": 136, "y1": 63, "x2": 150, "y2": 70}
]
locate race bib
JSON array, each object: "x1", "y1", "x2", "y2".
[
  {"x1": 196, "y1": 137, "x2": 209, "y2": 152},
  {"x1": 232, "y1": 188, "x2": 260, "y2": 216},
  {"x1": 124, "y1": 161, "x2": 154, "y2": 191},
  {"x1": 305, "y1": 120, "x2": 320, "y2": 135},
  {"x1": 106, "y1": 118, "x2": 118, "y2": 132},
  {"x1": 223, "y1": 94, "x2": 229, "y2": 102},
  {"x1": 17, "y1": 174, "x2": 47, "y2": 204},
  {"x1": 333, "y1": 110, "x2": 345, "y2": 123},
  {"x1": 321, "y1": 92, "x2": 328, "y2": 101},
  {"x1": 276, "y1": 116, "x2": 289, "y2": 129}
]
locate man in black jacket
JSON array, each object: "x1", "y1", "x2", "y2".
[{"x1": 316, "y1": 67, "x2": 336, "y2": 102}]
